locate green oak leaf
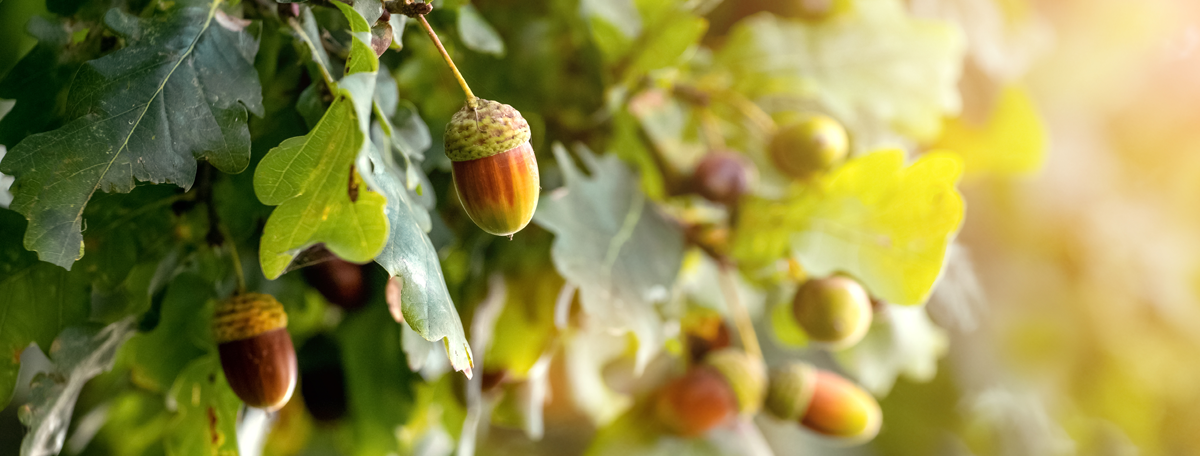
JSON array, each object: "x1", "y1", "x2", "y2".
[
  {"x1": 0, "y1": 2, "x2": 263, "y2": 269},
  {"x1": 364, "y1": 139, "x2": 472, "y2": 376},
  {"x1": 457, "y1": 4, "x2": 506, "y2": 57},
  {"x1": 733, "y1": 150, "x2": 965, "y2": 306},
  {"x1": 533, "y1": 144, "x2": 685, "y2": 371},
  {"x1": 163, "y1": 355, "x2": 241, "y2": 456},
  {"x1": 117, "y1": 273, "x2": 214, "y2": 393},
  {"x1": 716, "y1": 0, "x2": 964, "y2": 144},
  {"x1": 0, "y1": 17, "x2": 96, "y2": 148},
  {"x1": 19, "y1": 318, "x2": 137, "y2": 456},
  {"x1": 254, "y1": 73, "x2": 387, "y2": 279},
  {"x1": 0, "y1": 209, "x2": 91, "y2": 409}
]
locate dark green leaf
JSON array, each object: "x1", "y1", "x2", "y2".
[
  {"x1": 163, "y1": 355, "x2": 241, "y2": 456},
  {"x1": 0, "y1": 208, "x2": 91, "y2": 408},
  {"x1": 0, "y1": 17, "x2": 93, "y2": 148},
  {"x1": 0, "y1": 3, "x2": 263, "y2": 269}
]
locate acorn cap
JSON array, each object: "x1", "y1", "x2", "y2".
[
  {"x1": 444, "y1": 98, "x2": 532, "y2": 162},
  {"x1": 213, "y1": 293, "x2": 288, "y2": 344},
  {"x1": 792, "y1": 275, "x2": 872, "y2": 350},
  {"x1": 765, "y1": 361, "x2": 818, "y2": 420},
  {"x1": 703, "y1": 348, "x2": 767, "y2": 416}
]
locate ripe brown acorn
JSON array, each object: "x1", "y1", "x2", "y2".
[
  {"x1": 444, "y1": 98, "x2": 540, "y2": 236},
  {"x1": 692, "y1": 151, "x2": 755, "y2": 205},
  {"x1": 212, "y1": 293, "x2": 298, "y2": 412},
  {"x1": 791, "y1": 275, "x2": 873, "y2": 350},
  {"x1": 655, "y1": 366, "x2": 738, "y2": 437},
  {"x1": 303, "y1": 258, "x2": 366, "y2": 310},
  {"x1": 768, "y1": 114, "x2": 849, "y2": 180}
]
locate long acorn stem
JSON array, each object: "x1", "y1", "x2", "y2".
[
  {"x1": 718, "y1": 262, "x2": 763, "y2": 361},
  {"x1": 417, "y1": 13, "x2": 478, "y2": 107}
]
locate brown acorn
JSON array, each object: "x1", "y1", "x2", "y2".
[
  {"x1": 655, "y1": 366, "x2": 738, "y2": 437},
  {"x1": 445, "y1": 98, "x2": 540, "y2": 236},
  {"x1": 768, "y1": 114, "x2": 849, "y2": 180},
  {"x1": 212, "y1": 293, "x2": 298, "y2": 412},
  {"x1": 692, "y1": 151, "x2": 755, "y2": 205}
]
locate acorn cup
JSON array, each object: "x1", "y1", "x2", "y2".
[
  {"x1": 791, "y1": 275, "x2": 873, "y2": 350},
  {"x1": 212, "y1": 293, "x2": 298, "y2": 412},
  {"x1": 764, "y1": 361, "x2": 818, "y2": 421},
  {"x1": 768, "y1": 114, "x2": 849, "y2": 180},
  {"x1": 445, "y1": 98, "x2": 540, "y2": 236}
]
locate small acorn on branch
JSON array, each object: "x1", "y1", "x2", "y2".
[
  {"x1": 691, "y1": 151, "x2": 755, "y2": 206},
  {"x1": 655, "y1": 366, "x2": 738, "y2": 437},
  {"x1": 791, "y1": 275, "x2": 873, "y2": 350},
  {"x1": 445, "y1": 99, "x2": 540, "y2": 236},
  {"x1": 769, "y1": 114, "x2": 849, "y2": 180},
  {"x1": 212, "y1": 293, "x2": 298, "y2": 411},
  {"x1": 764, "y1": 361, "x2": 882, "y2": 444}
]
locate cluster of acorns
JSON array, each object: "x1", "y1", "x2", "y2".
[{"x1": 657, "y1": 113, "x2": 882, "y2": 443}]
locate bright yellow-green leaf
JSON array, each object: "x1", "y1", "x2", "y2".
[
  {"x1": 936, "y1": 86, "x2": 1046, "y2": 177},
  {"x1": 716, "y1": 0, "x2": 964, "y2": 144},
  {"x1": 733, "y1": 150, "x2": 965, "y2": 305},
  {"x1": 254, "y1": 79, "x2": 388, "y2": 279}
]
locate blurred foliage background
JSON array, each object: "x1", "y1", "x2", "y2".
[{"x1": 0, "y1": 0, "x2": 1199, "y2": 455}]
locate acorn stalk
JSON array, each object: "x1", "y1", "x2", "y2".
[{"x1": 212, "y1": 293, "x2": 298, "y2": 412}]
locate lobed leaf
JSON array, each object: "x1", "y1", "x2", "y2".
[
  {"x1": 734, "y1": 150, "x2": 965, "y2": 306},
  {"x1": 534, "y1": 144, "x2": 685, "y2": 371},
  {"x1": 19, "y1": 318, "x2": 137, "y2": 456},
  {"x1": 716, "y1": 0, "x2": 964, "y2": 146},
  {"x1": 0, "y1": 209, "x2": 91, "y2": 409},
  {"x1": 163, "y1": 355, "x2": 242, "y2": 456},
  {"x1": 0, "y1": 2, "x2": 263, "y2": 269}
]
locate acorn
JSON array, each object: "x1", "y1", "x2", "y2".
[
  {"x1": 764, "y1": 361, "x2": 818, "y2": 421},
  {"x1": 791, "y1": 275, "x2": 872, "y2": 350},
  {"x1": 692, "y1": 151, "x2": 755, "y2": 206},
  {"x1": 703, "y1": 348, "x2": 767, "y2": 416},
  {"x1": 445, "y1": 98, "x2": 540, "y2": 236},
  {"x1": 655, "y1": 366, "x2": 737, "y2": 437},
  {"x1": 768, "y1": 114, "x2": 848, "y2": 180},
  {"x1": 212, "y1": 293, "x2": 298, "y2": 411},
  {"x1": 800, "y1": 369, "x2": 881, "y2": 443},
  {"x1": 303, "y1": 258, "x2": 366, "y2": 310}
]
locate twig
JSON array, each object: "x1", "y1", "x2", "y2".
[{"x1": 717, "y1": 261, "x2": 762, "y2": 361}]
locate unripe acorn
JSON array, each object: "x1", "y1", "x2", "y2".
[
  {"x1": 764, "y1": 361, "x2": 818, "y2": 421},
  {"x1": 692, "y1": 151, "x2": 755, "y2": 205},
  {"x1": 655, "y1": 366, "x2": 737, "y2": 437},
  {"x1": 800, "y1": 369, "x2": 881, "y2": 443},
  {"x1": 212, "y1": 293, "x2": 298, "y2": 412},
  {"x1": 703, "y1": 348, "x2": 767, "y2": 416},
  {"x1": 445, "y1": 98, "x2": 540, "y2": 236},
  {"x1": 792, "y1": 275, "x2": 872, "y2": 350},
  {"x1": 768, "y1": 114, "x2": 848, "y2": 180}
]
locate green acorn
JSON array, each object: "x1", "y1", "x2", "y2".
[
  {"x1": 445, "y1": 99, "x2": 540, "y2": 236},
  {"x1": 791, "y1": 275, "x2": 873, "y2": 350},
  {"x1": 769, "y1": 114, "x2": 849, "y2": 180},
  {"x1": 764, "y1": 361, "x2": 818, "y2": 421},
  {"x1": 212, "y1": 293, "x2": 298, "y2": 411}
]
